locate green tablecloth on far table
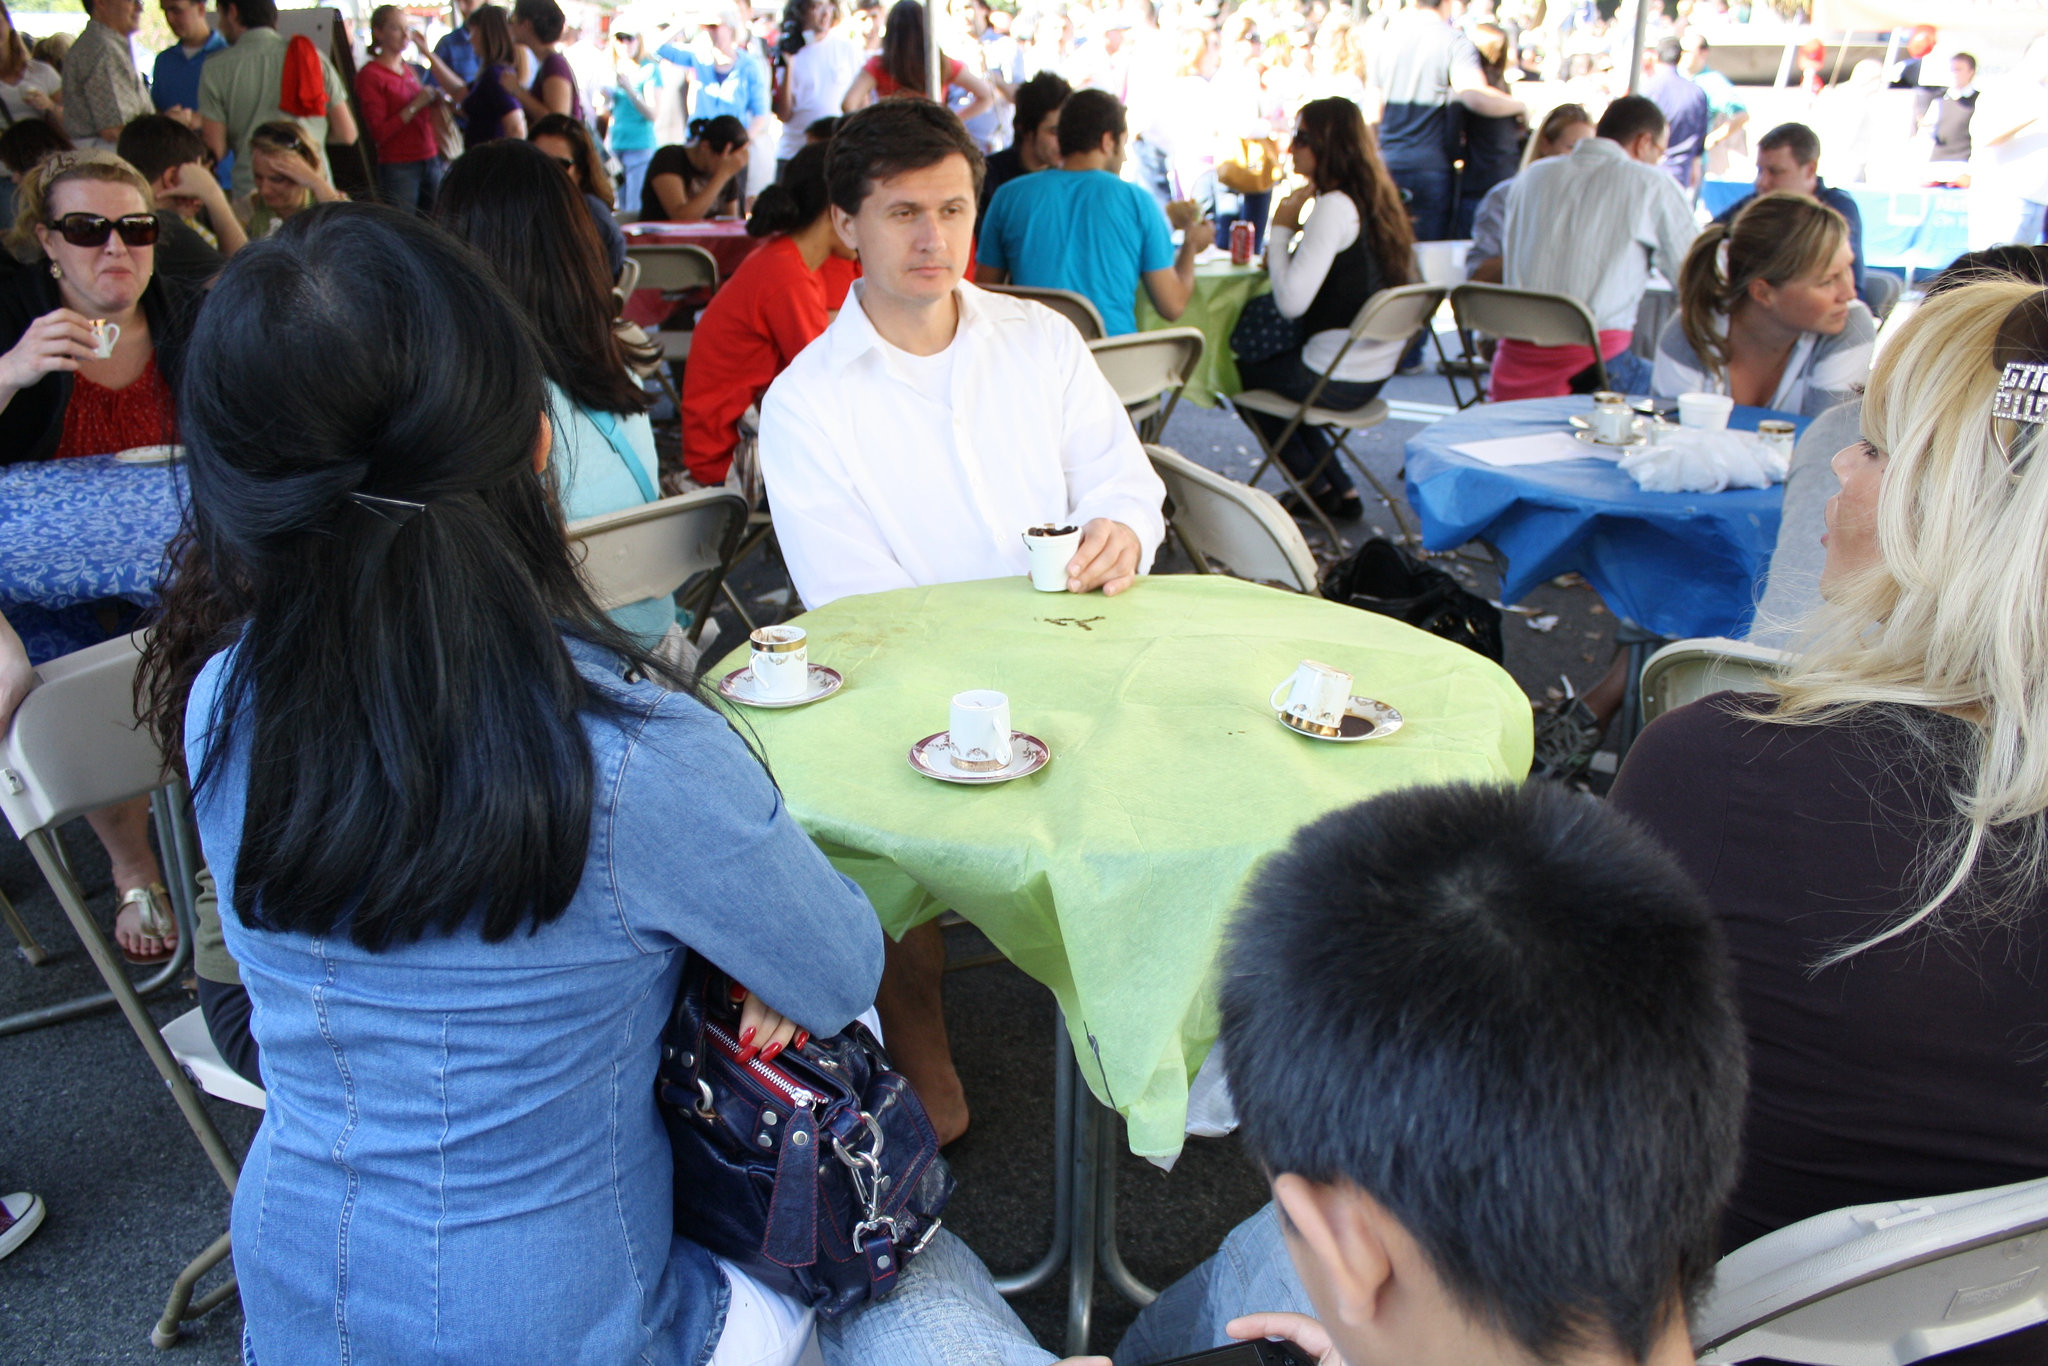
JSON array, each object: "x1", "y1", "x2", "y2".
[
  {"x1": 717, "y1": 574, "x2": 1531, "y2": 1161},
  {"x1": 1136, "y1": 262, "x2": 1269, "y2": 409}
]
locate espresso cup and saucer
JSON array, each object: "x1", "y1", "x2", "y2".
[
  {"x1": 717, "y1": 625, "x2": 844, "y2": 709},
  {"x1": 1270, "y1": 659, "x2": 1404, "y2": 743},
  {"x1": 909, "y1": 690, "x2": 1052, "y2": 784}
]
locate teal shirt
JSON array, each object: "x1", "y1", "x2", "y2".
[
  {"x1": 609, "y1": 60, "x2": 661, "y2": 152},
  {"x1": 548, "y1": 381, "x2": 674, "y2": 647},
  {"x1": 976, "y1": 168, "x2": 1176, "y2": 337}
]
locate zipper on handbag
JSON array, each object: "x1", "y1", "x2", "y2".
[{"x1": 705, "y1": 1017, "x2": 817, "y2": 1110}]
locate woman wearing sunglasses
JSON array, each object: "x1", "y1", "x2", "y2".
[{"x1": 239, "y1": 120, "x2": 345, "y2": 240}]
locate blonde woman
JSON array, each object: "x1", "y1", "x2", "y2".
[
  {"x1": 1652, "y1": 190, "x2": 1874, "y2": 418},
  {"x1": 238, "y1": 120, "x2": 344, "y2": 238},
  {"x1": 1611, "y1": 280, "x2": 2048, "y2": 1366}
]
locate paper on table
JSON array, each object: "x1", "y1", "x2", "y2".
[{"x1": 1450, "y1": 431, "x2": 1598, "y2": 468}]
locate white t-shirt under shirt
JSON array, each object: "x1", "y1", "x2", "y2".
[
  {"x1": 776, "y1": 30, "x2": 862, "y2": 159},
  {"x1": 0, "y1": 60, "x2": 62, "y2": 135},
  {"x1": 1264, "y1": 193, "x2": 1403, "y2": 385}
]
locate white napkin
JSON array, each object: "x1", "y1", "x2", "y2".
[
  {"x1": 1618, "y1": 427, "x2": 1789, "y2": 494},
  {"x1": 1450, "y1": 431, "x2": 1591, "y2": 468}
]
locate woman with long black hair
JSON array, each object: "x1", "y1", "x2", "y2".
[
  {"x1": 139, "y1": 202, "x2": 885, "y2": 1364},
  {"x1": 1231, "y1": 96, "x2": 1415, "y2": 523},
  {"x1": 838, "y1": 0, "x2": 992, "y2": 120}
]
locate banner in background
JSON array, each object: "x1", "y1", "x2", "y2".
[{"x1": 1811, "y1": 0, "x2": 2048, "y2": 35}]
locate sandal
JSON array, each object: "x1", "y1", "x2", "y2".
[{"x1": 116, "y1": 883, "x2": 176, "y2": 967}]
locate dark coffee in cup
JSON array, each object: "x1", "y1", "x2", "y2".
[{"x1": 1026, "y1": 524, "x2": 1079, "y2": 537}]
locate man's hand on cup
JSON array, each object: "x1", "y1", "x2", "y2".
[
  {"x1": 1184, "y1": 216, "x2": 1218, "y2": 254},
  {"x1": 1226, "y1": 1312, "x2": 1344, "y2": 1365},
  {"x1": 1066, "y1": 518, "x2": 1141, "y2": 596},
  {"x1": 1164, "y1": 197, "x2": 1200, "y2": 232}
]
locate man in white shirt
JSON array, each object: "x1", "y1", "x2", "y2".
[
  {"x1": 758, "y1": 98, "x2": 1166, "y2": 1143},
  {"x1": 1496, "y1": 95, "x2": 1696, "y2": 399}
]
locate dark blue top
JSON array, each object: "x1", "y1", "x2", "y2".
[
  {"x1": 586, "y1": 190, "x2": 626, "y2": 278},
  {"x1": 1644, "y1": 67, "x2": 1710, "y2": 186},
  {"x1": 152, "y1": 33, "x2": 231, "y2": 188},
  {"x1": 1714, "y1": 179, "x2": 1868, "y2": 304},
  {"x1": 433, "y1": 22, "x2": 480, "y2": 86},
  {"x1": 461, "y1": 62, "x2": 520, "y2": 143}
]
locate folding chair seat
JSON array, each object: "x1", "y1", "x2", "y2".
[
  {"x1": 0, "y1": 633, "x2": 242, "y2": 1346},
  {"x1": 1443, "y1": 282, "x2": 1608, "y2": 408},
  {"x1": 978, "y1": 283, "x2": 1109, "y2": 340},
  {"x1": 1231, "y1": 282, "x2": 1447, "y2": 549},
  {"x1": 1088, "y1": 328, "x2": 1205, "y2": 444},
  {"x1": 1145, "y1": 444, "x2": 1318, "y2": 592}
]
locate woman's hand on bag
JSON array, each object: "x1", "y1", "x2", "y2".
[
  {"x1": 0, "y1": 309, "x2": 98, "y2": 399},
  {"x1": 1272, "y1": 184, "x2": 1314, "y2": 232},
  {"x1": 730, "y1": 982, "x2": 807, "y2": 1063}
]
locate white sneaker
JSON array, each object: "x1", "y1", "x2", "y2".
[{"x1": 0, "y1": 1190, "x2": 45, "y2": 1260}]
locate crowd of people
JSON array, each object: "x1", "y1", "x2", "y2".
[{"x1": 1, "y1": 0, "x2": 2047, "y2": 1362}]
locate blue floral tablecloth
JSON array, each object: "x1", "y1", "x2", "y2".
[{"x1": 0, "y1": 455, "x2": 187, "y2": 664}]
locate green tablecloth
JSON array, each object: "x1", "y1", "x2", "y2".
[
  {"x1": 1136, "y1": 262, "x2": 1269, "y2": 409},
  {"x1": 717, "y1": 574, "x2": 1531, "y2": 1160}
]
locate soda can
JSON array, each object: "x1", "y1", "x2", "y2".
[{"x1": 1230, "y1": 220, "x2": 1255, "y2": 266}]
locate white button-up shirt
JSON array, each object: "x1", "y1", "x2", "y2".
[
  {"x1": 758, "y1": 281, "x2": 1168, "y2": 609},
  {"x1": 1502, "y1": 137, "x2": 1699, "y2": 333}
]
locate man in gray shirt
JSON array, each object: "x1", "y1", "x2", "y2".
[{"x1": 61, "y1": 0, "x2": 153, "y2": 150}]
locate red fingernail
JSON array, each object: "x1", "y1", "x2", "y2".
[
  {"x1": 729, "y1": 982, "x2": 748, "y2": 1003},
  {"x1": 792, "y1": 1030, "x2": 809, "y2": 1051},
  {"x1": 739, "y1": 1047, "x2": 757, "y2": 1062},
  {"x1": 762, "y1": 1042, "x2": 784, "y2": 1062},
  {"x1": 739, "y1": 1026, "x2": 756, "y2": 1046}
]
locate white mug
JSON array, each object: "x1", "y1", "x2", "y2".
[
  {"x1": 748, "y1": 625, "x2": 808, "y2": 700},
  {"x1": 1022, "y1": 523, "x2": 1083, "y2": 592},
  {"x1": 948, "y1": 689, "x2": 1013, "y2": 772},
  {"x1": 1677, "y1": 392, "x2": 1734, "y2": 431},
  {"x1": 1589, "y1": 393, "x2": 1634, "y2": 444},
  {"x1": 90, "y1": 319, "x2": 120, "y2": 360},
  {"x1": 1270, "y1": 660, "x2": 1352, "y2": 735}
]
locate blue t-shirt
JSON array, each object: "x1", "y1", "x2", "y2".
[
  {"x1": 656, "y1": 46, "x2": 769, "y2": 125},
  {"x1": 976, "y1": 168, "x2": 1175, "y2": 337},
  {"x1": 153, "y1": 33, "x2": 232, "y2": 188},
  {"x1": 433, "y1": 23, "x2": 479, "y2": 86}
]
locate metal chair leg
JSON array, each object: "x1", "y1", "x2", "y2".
[
  {"x1": 1333, "y1": 436, "x2": 1422, "y2": 546},
  {"x1": 1, "y1": 889, "x2": 46, "y2": 965},
  {"x1": 992, "y1": 1011, "x2": 1076, "y2": 1297},
  {"x1": 150, "y1": 1231, "x2": 238, "y2": 1349},
  {"x1": 1064, "y1": 1076, "x2": 1103, "y2": 1357},
  {"x1": 1240, "y1": 415, "x2": 1345, "y2": 552},
  {"x1": 1094, "y1": 1104, "x2": 1157, "y2": 1309}
]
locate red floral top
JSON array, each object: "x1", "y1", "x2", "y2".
[{"x1": 52, "y1": 354, "x2": 178, "y2": 459}]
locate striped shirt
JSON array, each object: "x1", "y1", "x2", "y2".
[{"x1": 1650, "y1": 302, "x2": 1876, "y2": 419}]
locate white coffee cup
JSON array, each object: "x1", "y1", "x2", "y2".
[
  {"x1": 1589, "y1": 392, "x2": 1635, "y2": 444},
  {"x1": 90, "y1": 319, "x2": 120, "y2": 360},
  {"x1": 948, "y1": 689, "x2": 1013, "y2": 772},
  {"x1": 1677, "y1": 392, "x2": 1734, "y2": 431},
  {"x1": 748, "y1": 625, "x2": 808, "y2": 700},
  {"x1": 1270, "y1": 659, "x2": 1353, "y2": 735},
  {"x1": 1022, "y1": 523, "x2": 1083, "y2": 592}
]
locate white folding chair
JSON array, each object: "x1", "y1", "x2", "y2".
[
  {"x1": 626, "y1": 244, "x2": 720, "y2": 407},
  {"x1": 1145, "y1": 444, "x2": 1318, "y2": 593},
  {"x1": 0, "y1": 633, "x2": 241, "y2": 1346},
  {"x1": 161, "y1": 1007, "x2": 267, "y2": 1112},
  {"x1": 567, "y1": 486, "x2": 751, "y2": 647},
  {"x1": 1445, "y1": 281, "x2": 1608, "y2": 409},
  {"x1": 611, "y1": 253, "x2": 643, "y2": 319},
  {"x1": 978, "y1": 282, "x2": 1109, "y2": 340},
  {"x1": 1088, "y1": 327, "x2": 1206, "y2": 443},
  {"x1": 1695, "y1": 1175, "x2": 2048, "y2": 1365},
  {"x1": 1232, "y1": 283, "x2": 1447, "y2": 549},
  {"x1": 1639, "y1": 636, "x2": 1794, "y2": 727}
]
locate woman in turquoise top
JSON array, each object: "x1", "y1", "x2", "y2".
[{"x1": 435, "y1": 139, "x2": 674, "y2": 648}]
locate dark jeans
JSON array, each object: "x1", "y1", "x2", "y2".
[
  {"x1": 1234, "y1": 350, "x2": 1387, "y2": 500},
  {"x1": 376, "y1": 157, "x2": 444, "y2": 217},
  {"x1": 197, "y1": 974, "x2": 262, "y2": 1087},
  {"x1": 1387, "y1": 160, "x2": 1455, "y2": 370}
]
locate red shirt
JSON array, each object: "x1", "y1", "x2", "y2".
[
  {"x1": 819, "y1": 253, "x2": 858, "y2": 311},
  {"x1": 53, "y1": 354, "x2": 178, "y2": 459},
  {"x1": 864, "y1": 53, "x2": 963, "y2": 100},
  {"x1": 355, "y1": 59, "x2": 438, "y2": 165},
  {"x1": 681, "y1": 235, "x2": 835, "y2": 484}
]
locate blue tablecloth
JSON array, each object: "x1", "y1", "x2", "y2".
[
  {"x1": 0, "y1": 455, "x2": 187, "y2": 664},
  {"x1": 1404, "y1": 397, "x2": 1809, "y2": 640},
  {"x1": 1702, "y1": 179, "x2": 1971, "y2": 275}
]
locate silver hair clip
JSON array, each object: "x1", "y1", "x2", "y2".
[
  {"x1": 1994, "y1": 361, "x2": 2048, "y2": 427},
  {"x1": 346, "y1": 492, "x2": 428, "y2": 605},
  {"x1": 347, "y1": 491, "x2": 428, "y2": 524},
  {"x1": 1993, "y1": 290, "x2": 2048, "y2": 479}
]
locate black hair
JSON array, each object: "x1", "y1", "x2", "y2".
[
  {"x1": 1757, "y1": 121, "x2": 1821, "y2": 166},
  {"x1": 1926, "y1": 243, "x2": 2048, "y2": 296},
  {"x1": 1595, "y1": 94, "x2": 1666, "y2": 147},
  {"x1": 1954, "y1": 51, "x2": 1977, "y2": 71},
  {"x1": 689, "y1": 114, "x2": 749, "y2": 152},
  {"x1": 529, "y1": 111, "x2": 616, "y2": 208},
  {"x1": 117, "y1": 114, "x2": 210, "y2": 185},
  {"x1": 512, "y1": 0, "x2": 563, "y2": 43},
  {"x1": 221, "y1": 0, "x2": 277, "y2": 28},
  {"x1": 1054, "y1": 87, "x2": 1124, "y2": 158},
  {"x1": 1013, "y1": 70, "x2": 1070, "y2": 144},
  {"x1": 0, "y1": 117, "x2": 72, "y2": 178},
  {"x1": 777, "y1": 0, "x2": 812, "y2": 57},
  {"x1": 1222, "y1": 783, "x2": 1745, "y2": 1364},
  {"x1": 825, "y1": 97, "x2": 982, "y2": 216},
  {"x1": 803, "y1": 114, "x2": 841, "y2": 143},
  {"x1": 436, "y1": 140, "x2": 646, "y2": 417},
  {"x1": 1655, "y1": 35, "x2": 1681, "y2": 65},
  {"x1": 143, "y1": 204, "x2": 685, "y2": 951},
  {"x1": 748, "y1": 140, "x2": 830, "y2": 236}
]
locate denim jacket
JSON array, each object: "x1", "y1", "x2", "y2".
[{"x1": 187, "y1": 638, "x2": 884, "y2": 1365}]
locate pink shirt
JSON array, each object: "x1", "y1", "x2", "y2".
[{"x1": 355, "y1": 60, "x2": 438, "y2": 165}]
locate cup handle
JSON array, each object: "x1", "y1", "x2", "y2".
[{"x1": 1271, "y1": 681, "x2": 1291, "y2": 712}]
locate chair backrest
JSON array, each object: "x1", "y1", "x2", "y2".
[
  {"x1": 1863, "y1": 270, "x2": 1903, "y2": 324},
  {"x1": 1694, "y1": 1175, "x2": 2048, "y2": 1365},
  {"x1": 615, "y1": 255, "x2": 642, "y2": 299},
  {"x1": 979, "y1": 283, "x2": 1108, "y2": 341},
  {"x1": 628, "y1": 243, "x2": 720, "y2": 296},
  {"x1": 1352, "y1": 283, "x2": 1450, "y2": 344},
  {"x1": 1450, "y1": 281, "x2": 1603, "y2": 351},
  {"x1": 1145, "y1": 444, "x2": 1319, "y2": 593},
  {"x1": 1639, "y1": 636, "x2": 1794, "y2": 726},
  {"x1": 567, "y1": 487, "x2": 750, "y2": 611},
  {"x1": 1088, "y1": 328, "x2": 1206, "y2": 408},
  {"x1": 0, "y1": 634, "x2": 162, "y2": 840}
]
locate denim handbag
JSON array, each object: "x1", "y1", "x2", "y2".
[
  {"x1": 657, "y1": 955, "x2": 956, "y2": 1318},
  {"x1": 1230, "y1": 291, "x2": 1304, "y2": 364}
]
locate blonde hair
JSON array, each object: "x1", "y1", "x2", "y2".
[
  {"x1": 1521, "y1": 100, "x2": 1591, "y2": 170},
  {"x1": 1678, "y1": 191, "x2": 1847, "y2": 385},
  {"x1": 249, "y1": 120, "x2": 322, "y2": 170},
  {"x1": 4, "y1": 149, "x2": 154, "y2": 259},
  {"x1": 1760, "y1": 279, "x2": 2048, "y2": 960}
]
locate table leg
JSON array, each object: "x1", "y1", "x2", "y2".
[
  {"x1": 1064, "y1": 1076, "x2": 1103, "y2": 1356},
  {"x1": 990, "y1": 1010, "x2": 1075, "y2": 1297}
]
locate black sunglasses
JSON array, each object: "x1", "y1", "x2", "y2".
[
  {"x1": 52, "y1": 213, "x2": 160, "y2": 248},
  {"x1": 548, "y1": 155, "x2": 576, "y2": 171}
]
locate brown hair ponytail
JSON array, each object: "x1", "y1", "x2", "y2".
[{"x1": 1678, "y1": 191, "x2": 1847, "y2": 383}]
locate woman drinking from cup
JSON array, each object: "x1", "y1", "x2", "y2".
[
  {"x1": 239, "y1": 120, "x2": 346, "y2": 240},
  {"x1": 1652, "y1": 191, "x2": 1875, "y2": 418}
]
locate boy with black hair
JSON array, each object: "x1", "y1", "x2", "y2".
[
  {"x1": 978, "y1": 69, "x2": 1070, "y2": 216},
  {"x1": 116, "y1": 113, "x2": 247, "y2": 284},
  {"x1": 1117, "y1": 781, "x2": 1749, "y2": 1366},
  {"x1": 976, "y1": 86, "x2": 1212, "y2": 336}
]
